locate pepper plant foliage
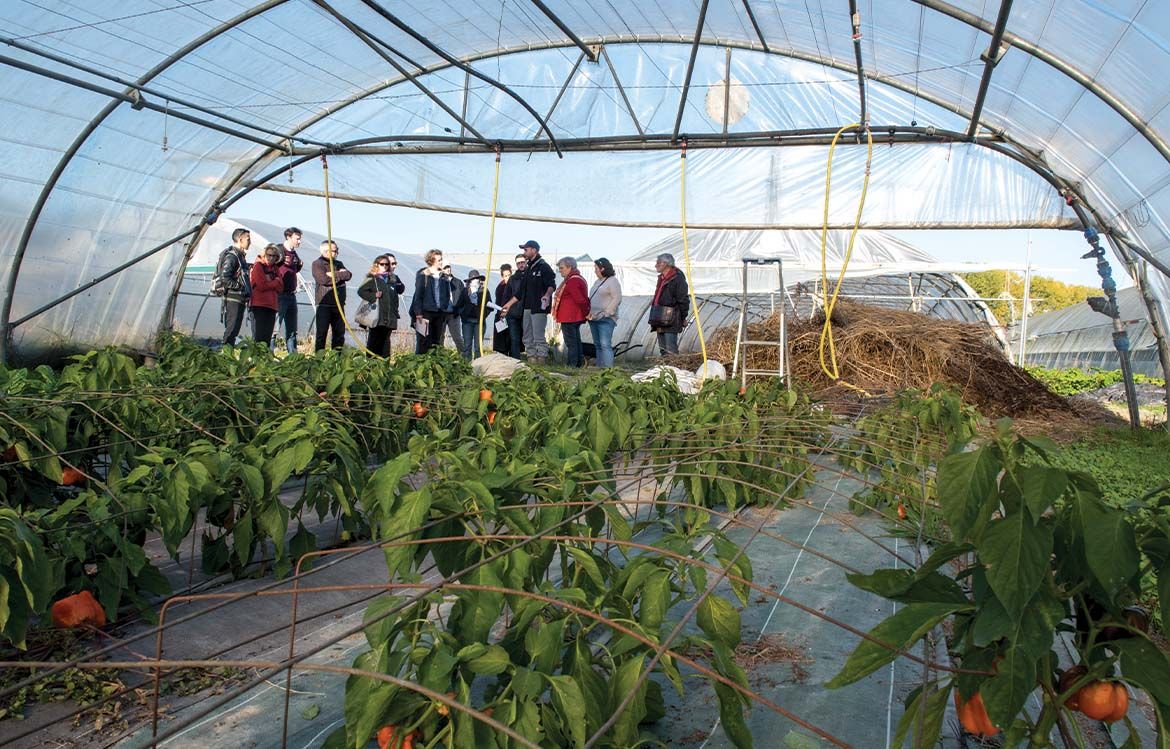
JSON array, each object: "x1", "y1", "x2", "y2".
[{"x1": 830, "y1": 420, "x2": 1170, "y2": 747}]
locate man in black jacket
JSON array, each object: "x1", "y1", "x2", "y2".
[
  {"x1": 311, "y1": 240, "x2": 352, "y2": 351},
  {"x1": 218, "y1": 227, "x2": 252, "y2": 346},
  {"x1": 516, "y1": 240, "x2": 556, "y2": 363},
  {"x1": 276, "y1": 227, "x2": 304, "y2": 353}
]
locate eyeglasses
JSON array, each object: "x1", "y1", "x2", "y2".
[{"x1": 377, "y1": 262, "x2": 390, "y2": 267}]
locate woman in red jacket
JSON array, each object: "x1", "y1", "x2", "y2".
[
  {"x1": 249, "y1": 244, "x2": 287, "y2": 348},
  {"x1": 552, "y1": 256, "x2": 589, "y2": 367}
]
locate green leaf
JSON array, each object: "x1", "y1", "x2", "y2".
[
  {"x1": 565, "y1": 547, "x2": 605, "y2": 590},
  {"x1": 783, "y1": 731, "x2": 819, "y2": 749},
  {"x1": 845, "y1": 569, "x2": 968, "y2": 605},
  {"x1": 891, "y1": 682, "x2": 948, "y2": 749},
  {"x1": 639, "y1": 570, "x2": 671, "y2": 631},
  {"x1": 1115, "y1": 638, "x2": 1170, "y2": 705},
  {"x1": 302, "y1": 703, "x2": 320, "y2": 721},
  {"x1": 546, "y1": 675, "x2": 587, "y2": 748},
  {"x1": 238, "y1": 463, "x2": 264, "y2": 500},
  {"x1": 1016, "y1": 465, "x2": 1067, "y2": 522},
  {"x1": 232, "y1": 510, "x2": 254, "y2": 567},
  {"x1": 526, "y1": 618, "x2": 565, "y2": 674},
  {"x1": 1078, "y1": 494, "x2": 1139, "y2": 599},
  {"x1": 466, "y1": 644, "x2": 511, "y2": 675},
  {"x1": 937, "y1": 447, "x2": 998, "y2": 538},
  {"x1": 714, "y1": 680, "x2": 754, "y2": 748},
  {"x1": 607, "y1": 656, "x2": 647, "y2": 747},
  {"x1": 697, "y1": 594, "x2": 741, "y2": 648},
  {"x1": 827, "y1": 603, "x2": 967, "y2": 688},
  {"x1": 977, "y1": 513, "x2": 1052, "y2": 622},
  {"x1": 981, "y1": 645, "x2": 1035, "y2": 728}
]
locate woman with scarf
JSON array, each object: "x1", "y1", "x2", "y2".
[
  {"x1": 357, "y1": 253, "x2": 406, "y2": 356},
  {"x1": 249, "y1": 243, "x2": 288, "y2": 348},
  {"x1": 648, "y1": 252, "x2": 689, "y2": 356},
  {"x1": 552, "y1": 256, "x2": 589, "y2": 367}
]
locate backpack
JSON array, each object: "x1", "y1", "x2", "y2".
[{"x1": 210, "y1": 247, "x2": 243, "y2": 297}]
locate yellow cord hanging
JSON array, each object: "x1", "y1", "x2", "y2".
[
  {"x1": 476, "y1": 147, "x2": 502, "y2": 350},
  {"x1": 679, "y1": 139, "x2": 709, "y2": 372},
  {"x1": 818, "y1": 124, "x2": 873, "y2": 394},
  {"x1": 321, "y1": 155, "x2": 378, "y2": 357}
]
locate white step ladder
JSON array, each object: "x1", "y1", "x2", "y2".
[{"x1": 732, "y1": 258, "x2": 789, "y2": 387}]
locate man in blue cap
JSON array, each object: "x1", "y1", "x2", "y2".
[{"x1": 513, "y1": 240, "x2": 555, "y2": 364}]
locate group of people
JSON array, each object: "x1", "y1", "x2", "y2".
[{"x1": 216, "y1": 227, "x2": 691, "y2": 362}]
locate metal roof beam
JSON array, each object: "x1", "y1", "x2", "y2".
[
  {"x1": 913, "y1": 0, "x2": 1170, "y2": 166},
  {"x1": 672, "y1": 0, "x2": 712, "y2": 143},
  {"x1": 739, "y1": 0, "x2": 771, "y2": 53},
  {"x1": 355, "y1": 0, "x2": 561, "y2": 155},
  {"x1": 527, "y1": 0, "x2": 597, "y2": 62},
  {"x1": 310, "y1": 0, "x2": 489, "y2": 145},
  {"x1": 966, "y1": 0, "x2": 1013, "y2": 138}
]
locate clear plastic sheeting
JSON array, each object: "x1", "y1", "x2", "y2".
[
  {"x1": 1, "y1": 2, "x2": 1170, "y2": 360},
  {"x1": 266, "y1": 140, "x2": 1074, "y2": 230},
  {"x1": 1009, "y1": 287, "x2": 1164, "y2": 378},
  {"x1": 593, "y1": 228, "x2": 1002, "y2": 361}
]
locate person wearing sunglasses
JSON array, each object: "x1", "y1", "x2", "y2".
[{"x1": 357, "y1": 253, "x2": 405, "y2": 356}]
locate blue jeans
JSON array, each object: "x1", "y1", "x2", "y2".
[
  {"x1": 656, "y1": 331, "x2": 679, "y2": 356},
  {"x1": 561, "y1": 321, "x2": 583, "y2": 367},
  {"x1": 276, "y1": 293, "x2": 297, "y2": 352},
  {"x1": 588, "y1": 318, "x2": 616, "y2": 367},
  {"x1": 460, "y1": 319, "x2": 482, "y2": 359}
]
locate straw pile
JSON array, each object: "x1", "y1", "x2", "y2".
[{"x1": 690, "y1": 303, "x2": 1074, "y2": 417}]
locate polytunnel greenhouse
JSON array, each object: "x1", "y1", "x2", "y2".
[{"x1": 3, "y1": 2, "x2": 1170, "y2": 748}]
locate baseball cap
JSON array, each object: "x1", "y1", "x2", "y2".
[{"x1": 519, "y1": 240, "x2": 540, "y2": 250}]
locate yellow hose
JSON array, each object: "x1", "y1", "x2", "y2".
[
  {"x1": 679, "y1": 141, "x2": 709, "y2": 371},
  {"x1": 321, "y1": 155, "x2": 377, "y2": 357},
  {"x1": 476, "y1": 148, "x2": 502, "y2": 350},
  {"x1": 818, "y1": 124, "x2": 873, "y2": 393}
]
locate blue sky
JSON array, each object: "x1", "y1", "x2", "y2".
[{"x1": 234, "y1": 189, "x2": 1127, "y2": 291}]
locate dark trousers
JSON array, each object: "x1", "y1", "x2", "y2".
[
  {"x1": 492, "y1": 317, "x2": 510, "y2": 354},
  {"x1": 222, "y1": 300, "x2": 246, "y2": 345},
  {"x1": 251, "y1": 307, "x2": 277, "y2": 348},
  {"x1": 315, "y1": 304, "x2": 345, "y2": 351},
  {"x1": 507, "y1": 316, "x2": 524, "y2": 359},
  {"x1": 656, "y1": 331, "x2": 680, "y2": 356},
  {"x1": 276, "y1": 293, "x2": 298, "y2": 352},
  {"x1": 367, "y1": 325, "x2": 393, "y2": 357},
  {"x1": 561, "y1": 321, "x2": 584, "y2": 367},
  {"x1": 414, "y1": 312, "x2": 445, "y2": 354}
]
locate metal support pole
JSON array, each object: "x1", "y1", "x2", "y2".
[
  {"x1": 722, "y1": 48, "x2": 732, "y2": 138},
  {"x1": 311, "y1": 0, "x2": 488, "y2": 145},
  {"x1": 602, "y1": 48, "x2": 644, "y2": 137},
  {"x1": 527, "y1": 0, "x2": 599, "y2": 61},
  {"x1": 8, "y1": 225, "x2": 203, "y2": 331},
  {"x1": 1083, "y1": 226, "x2": 1141, "y2": 428},
  {"x1": 1017, "y1": 260, "x2": 1031, "y2": 366},
  {"x1": 539, "y1": 52, "x2": 586, "y2": 138},
  {"x1": 778, "y1": 260, "x2": 788, "y2": 381},
  {"x1": 966, "y1": 0, "x2": 1013, "y2": 138},
  {"x1": 740, "y1": 0, "x2": 771, "y2": 53},
  {"x1": 846, "y1": 0, "x2": 868, "y2": 125},
  {"x1": 1109, "y1": 237, "x2": 1170, "y2": 432},
  {"x1": 356, "y1": 0, "x2": 562, "y2": 154},
  {"x1": 672, "y1": 0, "x2": 712, "y2": 143},
  {"x1": 734, "y1": 260, "x2": 748, "y2": 383}
]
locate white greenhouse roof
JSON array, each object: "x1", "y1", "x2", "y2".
[{"x1": 2, "y1": 1, "x2": 1170, "y2": 360}]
